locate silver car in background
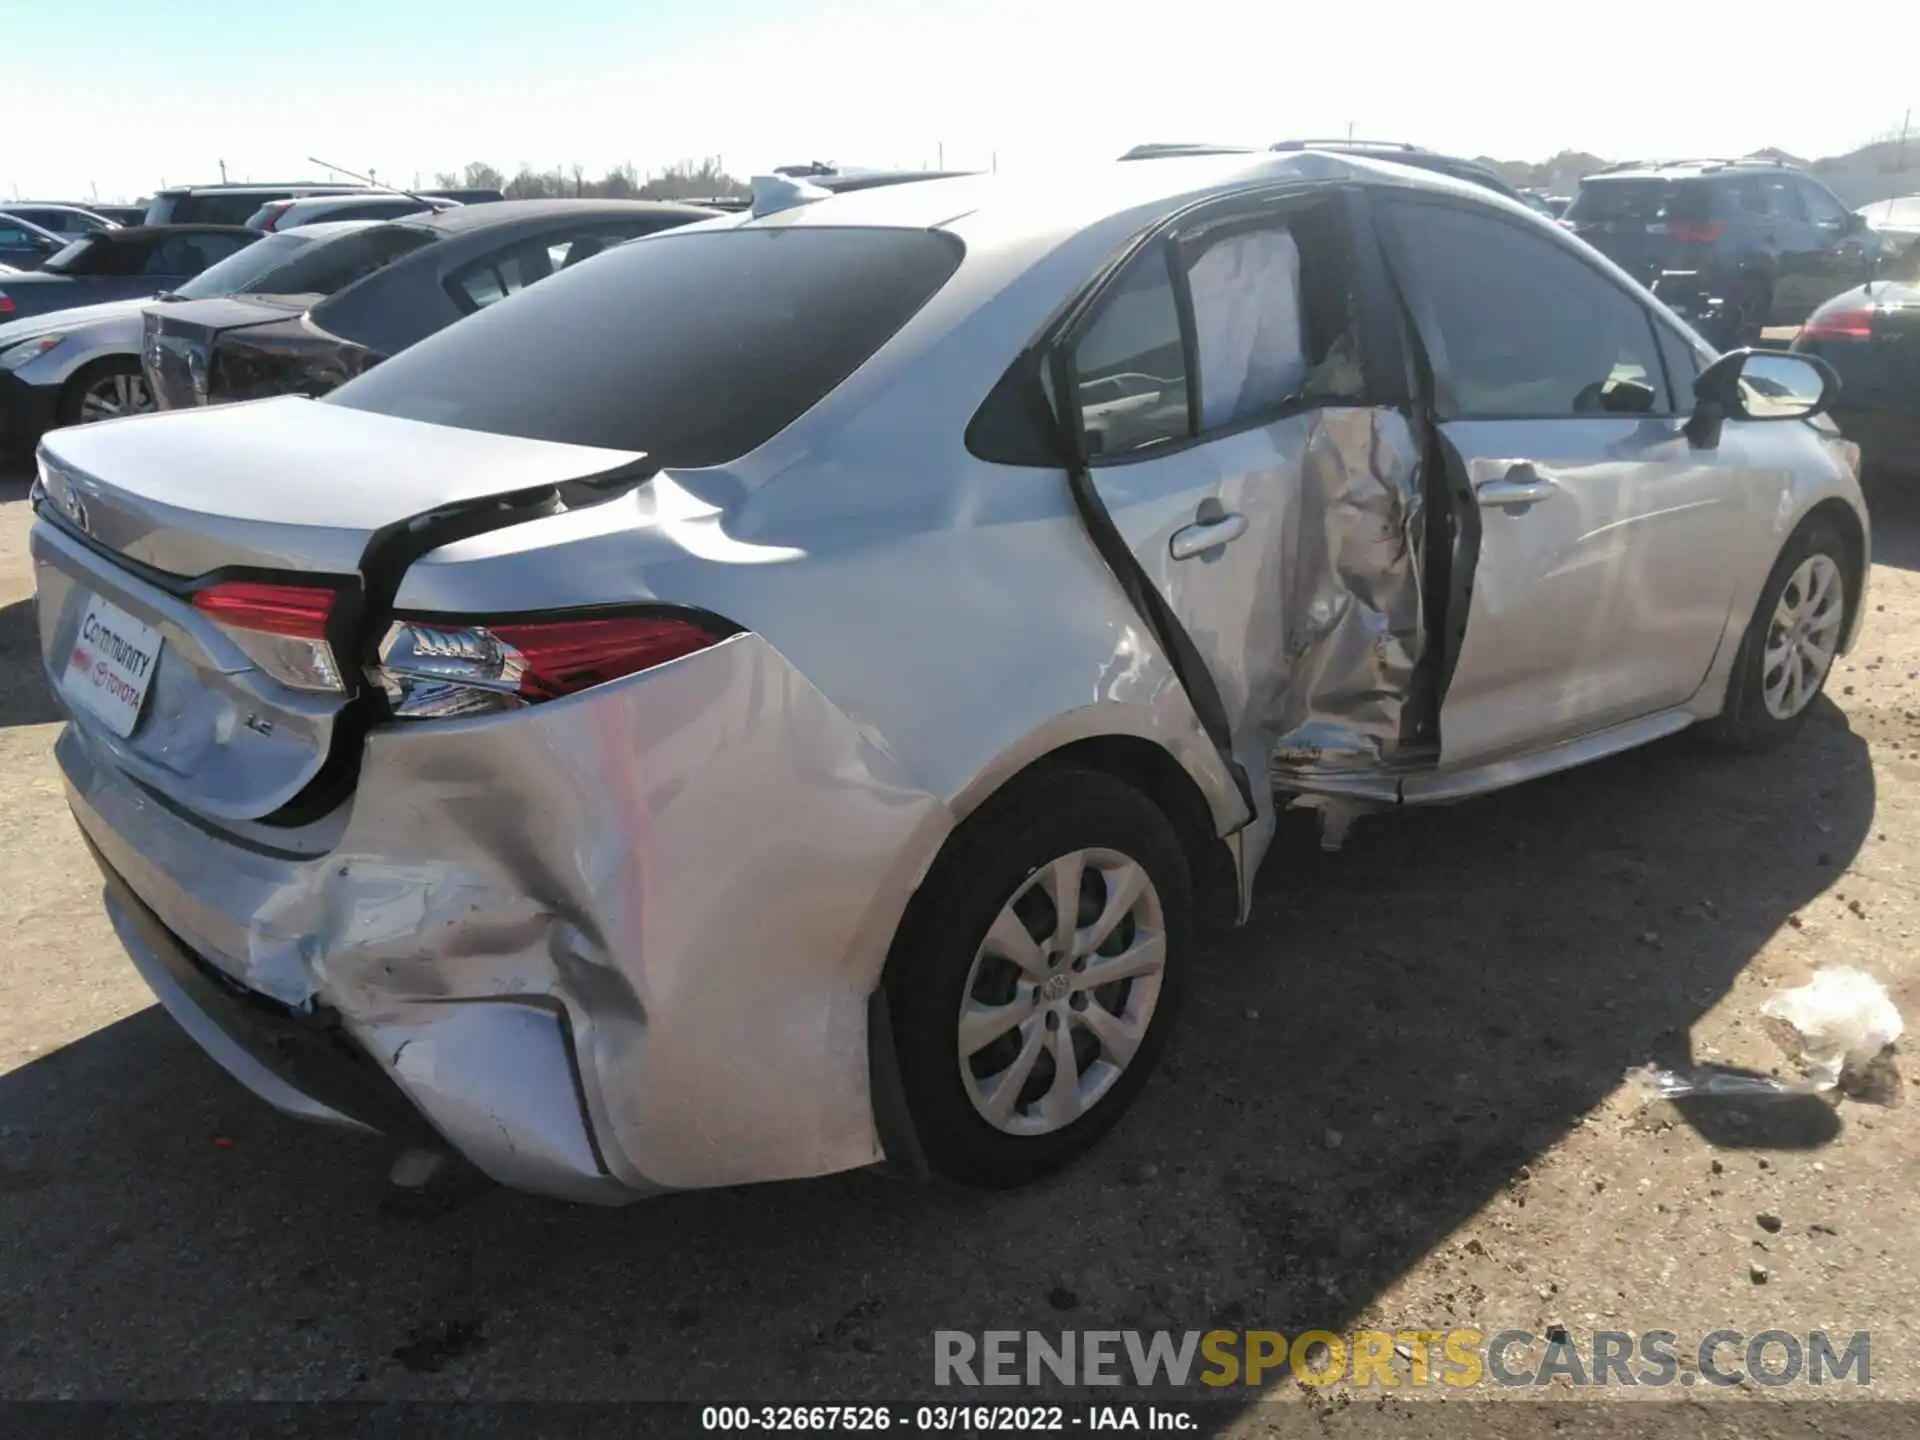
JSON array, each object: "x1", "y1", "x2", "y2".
[
  {"x1": 0, "y1": 223, "x2": 378, "y2": 443},
  {"x1": 31, "y1": 151, "x2": 1868, "y2": 1203}
]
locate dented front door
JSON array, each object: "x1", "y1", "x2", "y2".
[{"x1": 1375, "y1": 193, "x2": 1747, "y2": 769}]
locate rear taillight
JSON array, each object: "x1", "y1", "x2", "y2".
[
  {"x1": 1669, "y1": 220, "x2": 1726, "y2": 244},
  {"x1": 259, "y1": 203, "x2": 292, "y2": 232},
  {"x1": 0, "y1": 293, "x2": 13, "y2": 315},
  {"x1": 1801, "y1": 307, "x2": 1876, "y2": 342},
  {"x1": 373, "y1": 611, "x2": 732, "y2": 719},
  {"x1": 193, "y1": 579, "x2": 344, "y2": 692}
]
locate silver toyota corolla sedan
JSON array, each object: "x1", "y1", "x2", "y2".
[{"x1": 30, "y1": 150, "x2": 1868, "y2": 1203}]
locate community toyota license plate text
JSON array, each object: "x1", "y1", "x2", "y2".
[{"x1": 63, "y1": 595, "x2": 162, "y2": 738}]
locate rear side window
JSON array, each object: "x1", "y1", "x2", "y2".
[
  {"x1": 1071, "y1": 248, "x2": 1190, "y2": 456},
  {"x1": 173, "y1": 193, "x2": 293, "y2": 226},
  {"x1": 143, "y1": 232, "x2": 251, "y2": 275},
  {"x1": 247, "y1": 226, "x2": 435, "y2": 297},
  {"x1": 1567, "y1": 179, "x2": 1715, "y2": 223},
  {"x1": 330, "y1": 227, "x2": 962, "y2": 467},
  {"x1": 1738, "y1": 174, "x2": 1806, "y2": 221}
]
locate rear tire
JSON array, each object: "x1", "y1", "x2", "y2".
[
  {"x1": 882, "y1": 768, "x2": 1192, "y2": 1188},
  {"x1": 1700, "y1": 514, "x2": 1851, "y2": 750},
  {"x1": 59, "y1": 357, "x2": 154, "y2": 428}
]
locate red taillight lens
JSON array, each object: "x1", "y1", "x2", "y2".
[
  {"x1": 0, "y1": 294, "x2": 13, "y2": 314},
  {"x1": 193, "y1": 580, "x2": 344, "y2": 692},
  {"x1": 1669, "y1": 220, "x2": 1726, "y2": 244},
  {"x1": 375, "y1": 611, "x2": 733, "y2": 719},
  {"x1": 193, "y1": 580, "x2": 335, "y2": 637},
  {"x1": 1800, "y1": 307, "x2": 1875, "y2": 342},
  {"x1": 490, "y1": 616, "x2": 724, "y2": 700}
]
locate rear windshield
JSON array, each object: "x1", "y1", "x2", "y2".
[
  {"x1": 328, "y1": 226, "x2": 964, "y2": 468},
  {"x1": 42, "y1": 236, "x2": 148, "y2": 276},
  {"x1": 171, "y1": 230, "x2": 315, "y2": 298},
  {"x1": 1567, "y1": 178, "x2": 1717, "y2": 223},
  {"x1": 243, "y1": 225, "x2": 435, "y2": 298},
  {"x1": 168, "y1": 192, "x2": 300, "y2": 227}
]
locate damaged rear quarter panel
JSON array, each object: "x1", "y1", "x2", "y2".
[{"x1": 255, "y1": 632, "x2": 952, "y2": 1192}]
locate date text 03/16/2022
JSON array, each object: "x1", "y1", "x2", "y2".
[{"x1": 700, "y1": 1405, "x2": 1194, "y2": 1431}]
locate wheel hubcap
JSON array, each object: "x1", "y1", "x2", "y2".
[
  {"x1": 79, "y1": 372, "x2": 154, "y2": 424},
  {"x1": 1762, "y1": 553, "x2": 1844, "y2": 721},
  {"x1": 957, "y1": 847, "x2": 1166, "y2": 1137}
]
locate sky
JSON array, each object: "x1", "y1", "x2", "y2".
[{"x1": 4, "y1": 0, "x2": 1914, "y2": 202}]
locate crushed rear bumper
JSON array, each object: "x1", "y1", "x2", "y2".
[{"x1": 58, "y1": 632, "x2": 952, "y2": 1202}]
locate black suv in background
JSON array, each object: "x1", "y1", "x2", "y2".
[{"x1": 1564, "y1": 158, "x2": 1893, "y2": 345}]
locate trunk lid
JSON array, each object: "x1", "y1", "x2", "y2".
[{"x1": 34, "y1": 398, "x2": 643, "y2": 822}]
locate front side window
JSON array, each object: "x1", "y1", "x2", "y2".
[
  {"x1": 331, "y1": 226, "x2": 962, "y2": 468},
  {"x1": 1383, "y1": 199, "x2": 1671, "y2": 418}
]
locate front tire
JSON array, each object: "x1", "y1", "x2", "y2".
[
  {"x1": 882, "y1": 768, "x2": 1192, "y2": 1188},
  {"x1": 59, "y1": 358, "x2": 154, "y2": 428},
  {"x1": 1702, "y1": 514, "x2": 1851, "y2": 749}
]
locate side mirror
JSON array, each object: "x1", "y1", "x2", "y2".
[
  {"x1": 1846, "y1": 211, "x2": 1869, "y2": 234},
  {"x1": 1687, "y1": 348, "x2": 1839, "y2": 446}
]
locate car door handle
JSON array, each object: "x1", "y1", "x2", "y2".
[
  {"x1": 1169, "y1": 512, "x2": 1249, "y2": 560},
  {"x1": 1476, "y1": 467, "x2": 1560, "y2": 508}
]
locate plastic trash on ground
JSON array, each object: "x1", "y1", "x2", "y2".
[{"x1": 1630, "y1": 966, "x2": 1904, "y2": 1104}]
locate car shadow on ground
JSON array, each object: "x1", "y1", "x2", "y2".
[
  {"x1": 1865, "y1": 472, "x2": 1920, "y2": 570},
  {"x1": 0, "y1": 599, "x2": 59, "y2": 728},
  {"x1": 0, "y1": 694, "x2": 1873, "y2": 1405}
]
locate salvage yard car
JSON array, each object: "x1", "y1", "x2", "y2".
[
  {"x1": 1795, "y1": 265, "x2": 1920, "y2": 477},
  {"x1": 0, "y1": 222, "x2": 380, "y2": 449},
  {"x1": 0, "y1": 225, "x2": 256, "y2": 324},
  {"x1": 141, "y1": 199, "x2": 717, "y2": 410},
  {"x1": 31, "y1": 150, "x2": 1868, "y2": 1203}
]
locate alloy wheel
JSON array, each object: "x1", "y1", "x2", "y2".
[
  {"x1": 957, "y1": 847, "x2": 1166, "y2": 1137},
  {"x1": 1762, "y1": 553, "x2": 1844, "y2": 720},
  {"x1": 78, "y1": 371, "x2": 154, "y2": 423}
]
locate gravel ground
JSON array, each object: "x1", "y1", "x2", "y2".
[{"x1": 3, "y1": 458, "x2": 1919, "y2": 1433}]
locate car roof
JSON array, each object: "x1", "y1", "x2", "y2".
[
  {"x1": 0, "y1": 211, "x2": 62, "y2": 238},
  {"x1": 400, "y1": 197, "x2": 720, "y2": 236},
  {"x1": 722, "y1": 149, "x2": 1509, "y2": 249},
  {"x1": 9, "y1": 202, "x2": 109, "y2": 215},
  {"x1": 154, "y1": 182, "x2": 371, "y2": 196},
  {"x1": 1585, "y1": 158, "x2": 1803, "y2": 181},
  {"x1": 267, "y1": 219, "x2": 383, "y2": 239},
  {"x1": 84, "y1": 224, "x2": 259, "y2": 243}
]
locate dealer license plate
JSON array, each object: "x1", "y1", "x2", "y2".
[{"x1": 62, "y1": 594, "x2": 163, "y2": 738}]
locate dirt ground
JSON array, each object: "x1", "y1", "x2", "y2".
[{"x1": 3, "y1": 456, "x2": 1920, "y2": 1432}]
